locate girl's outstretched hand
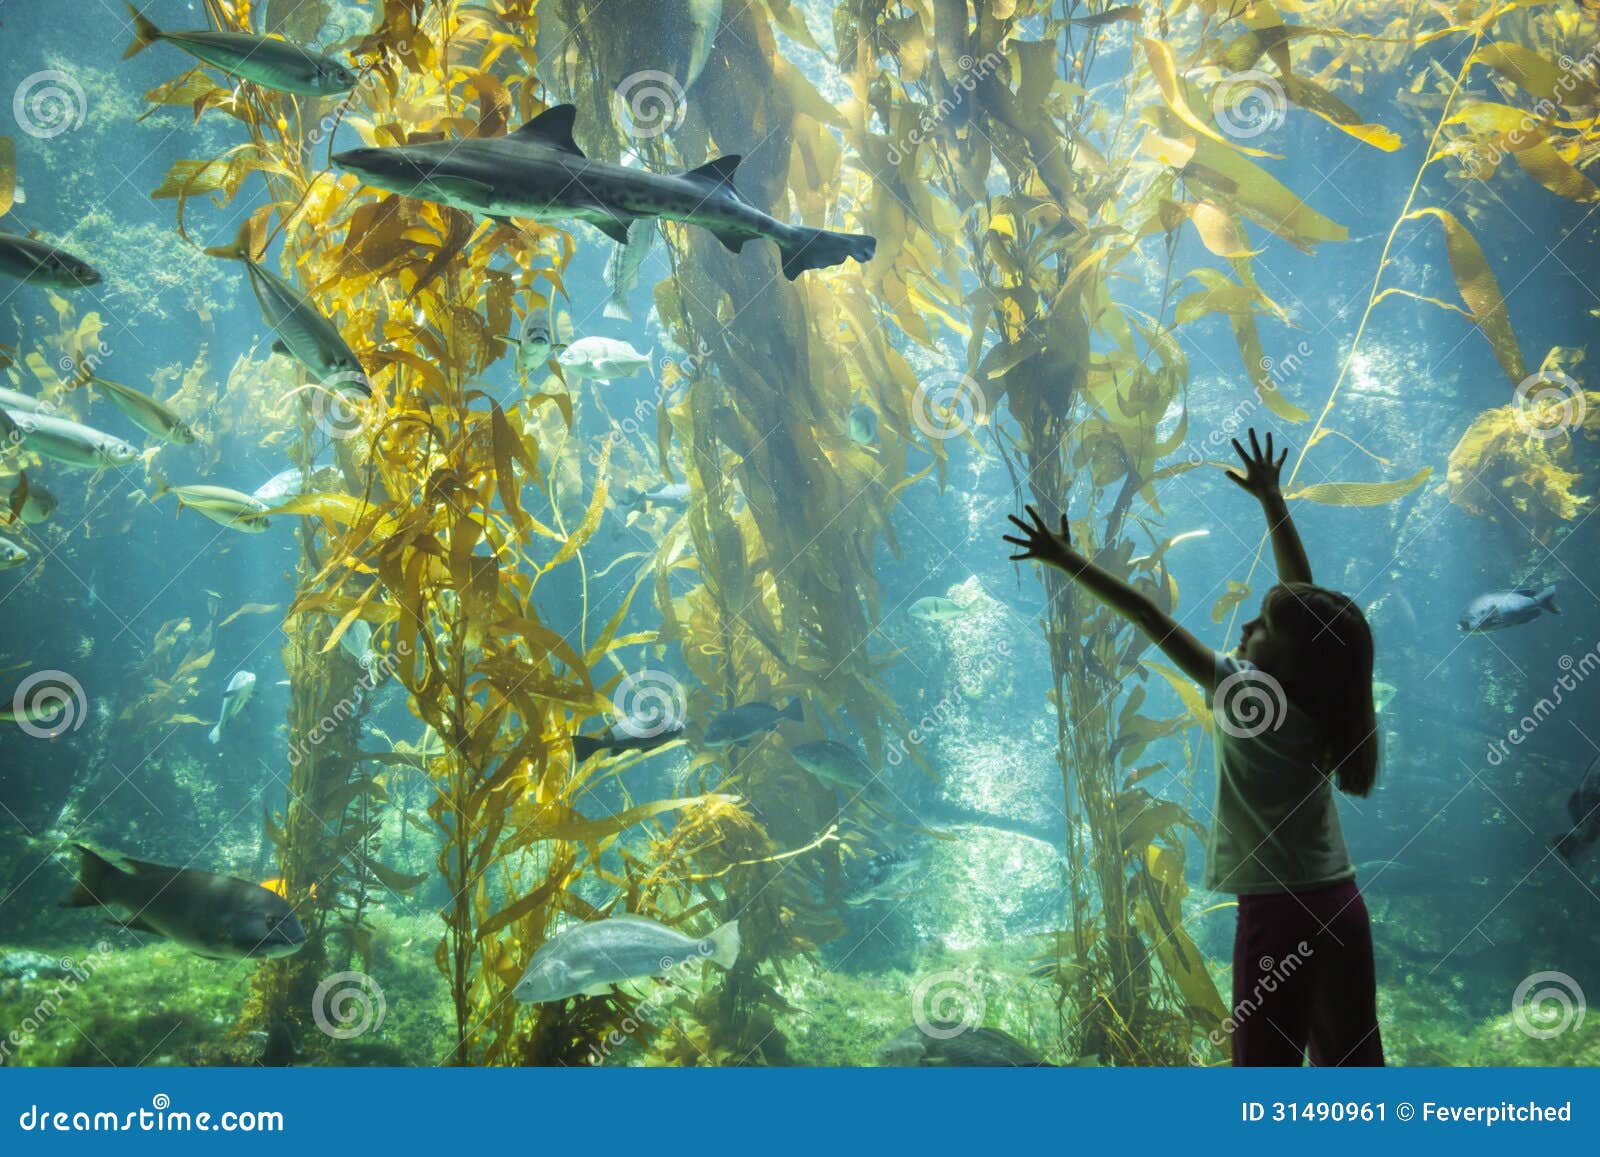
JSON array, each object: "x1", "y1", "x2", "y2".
[
  {"x1": 1227, "y1": 428, "x2": 1288, "y2": 499},
  {"x1": 1003, "y1": 505, "x2": 1085, "y2": 574}
]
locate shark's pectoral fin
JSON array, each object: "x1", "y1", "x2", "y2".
[
  {"x1": 710, "y1": 228, "x2": 747, "y2": 255},
  {"x1": 430, "y1": 176, "x2": 496, "y2": 205},
  {"x1": 508, "y1": 105, "x2": 585, "y2": 157},
  {"x1": 270, "y1": 340, "x2": 290, "y2": 357},
  {"x1": 593, "y1": 216, "x2": 634, "y2": 246}
]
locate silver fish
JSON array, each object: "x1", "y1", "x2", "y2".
[
  {"x1": 0, "y1": 387, "x2": 52, "y2": 415},
  {"x1": 333, "y1": 105, "x2": 875, "y2": 280},
  {"x1": 685, "y1": 0, "x2": 723, "y2": 89},
  {"x1": 209, "y1": 670, "x2": 256, "y2": 744},
  {"x1": 0, "y1": 535, "x2": 27, "y2": 569},
  {"x1": 513, "y1": 914, "x2": 739, "y2": 1003},
  {"x1": 557, "y1": 336, "x2": 651, "y2": 383},
  {"x1": 251, "y1": 464, "x2": 342, "y2": 504},
  {"x1": 619, "y1": 481, "x2": 689, "y2": 513},
  {"x1": 909, "y1": 595, "x2": 968, "y2": 623},
  {"x1": 505, "y1": 310, "x2": 554, "y2": 375},
  {"x1": 124, "y1": 5, "x2": 358, "y2": 96},
  {"x1": 0, "y1": 232, "x2": 101, "y2": 289},
  {"x1": 848, "y1": 403, "x2": 879, "y2": 447},
  {"x1": 155, "y1": 482, "x2": 271, "y2": 533},
  {"x1": 9, "y1": 411, "x2": 138, "y2": 469},
  {"x1": 1458, "y1": 585, "x2": 1559, "y2": 632},
  {"x1": 603, "y1": 218, "x2": 656, "y2": 322},
  {"x1": 86, "y1": 376, "x2": 196, "y2": 444}
]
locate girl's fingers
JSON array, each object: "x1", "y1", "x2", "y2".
[
  {"x1": 1224, "y1": 469, "x2": 1247, "y2": 487},
  {"x1": 1276, "y1": 448, "x2": 1288, "y2": 469},
  {"x1": 1265, "y1": 432, "x2": 1274, "y2": 461},
  {"x1": 1248, "y1": 428, "x2": 1262, "y2": 460},
  {"x1": 1006, "y1": 514, "x2": 1030, "y2": 533},
  {"x1": 1001, "y1": 535, "x2": 1030, "y2": 548},
  {"x1": 1008, "y1": 552, "x2": 1032, "y2": 561},
  {"x1": 1059, "y1": 514, "x2": 1070, "y2": 537}
]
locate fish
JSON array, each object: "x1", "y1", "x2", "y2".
[
  {"x1": 0, "y1": 386, "x2": 52, "y2": 414},
  {"x1": 1373, "y1": 680, "x2": 1398, "y2": 715},
  {"x1": 60, "y1": 844, "x2": 305, "y2": 959},
  {"x1": 619, "y1": 481, "x2": 690, "y2": 513},
  {"x1": 251, "y1": 464, "x2": 342, "y2": 505},
  {"x1": 8, "y1": 411, "x2": 138, "y2": 469},
  {"x1": 703, "y1": 698, "x2": 804, "y2": 746},
  {"x1": 909, "y1": 595, "x2": 969, "y2": 623},
  {"x1": 0, "y1": 535, "x2": 27, "y2": 570},
  {"x1": 791, "y1": 739, "x2": 874, "y2": 792},
  {"x1": 603, "y1": 218, "x2": 656, "y2": 322},
  {"x1": 1458, "y1": 585, "x2": 1560, "y2": 632},
  {"x1": 505, "y1": 309, "x2": 555, "y2": 375},
  {"x1": 848, "y1": 404, "x2": 879, "y2": 447},
  {"x1": 208, "y1": 670, "x2": 257, "y2": 744},
  {"x1": 333, "y1": 105, "x2": 876, "y2": 280},
  {"x1": 685, "y1": 0, "x2": 724, "y2": 89},
  {"x1": 84, "y1": 376, "x2": 196, "y2": 444},
  {"x1": 557, "y1": 336, "x2": 652, "y2": 383},
  {"x1": 513, "y1": 913, "x2": 739, "y2": 1003},
  {"x1": 204, "y1": 223, "x2": 369, "y2": 394},
  {"x1": 1553, "y1": 753, "x2": 1600, "y2": 862},
  {"x1": 338, "y1": 619, "x2": 377, "y2": 669},
  {"x1": 877, "y1": 1023, "x2": 1051, "y2": 1067},
  {"x1": 122, "y1": 5, "x2": 358, "y2": 96},
  {"x1": 0, "y1": 232, "x2": 101, "y2": 289},
  {"x1": 153, "y1": 480, "x2": 271, "y2": 533},
  {"x1": 571, "y1": 722, "x2": 686, "y2": 762},
  {"x1": 6, "y1": 472, "x2": 55, "y2": 524},
  {"x1": 843, "y1": 847, "x2": 923, "y2": 907}
]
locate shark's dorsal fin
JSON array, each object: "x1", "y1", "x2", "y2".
[
  {"x1": 683, "y1": 155, "x2": 742, "y2": 192},
  {"x1": 509, "y1": 105, "x2": 585, "y2": 157}
]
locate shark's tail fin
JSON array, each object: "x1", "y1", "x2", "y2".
[
  {"x1": 570, "y1": 734, "x2": 605, "y2": 762},
  {"x1": 204, "y1": 220, "x2": 254, "y2": 262},
  {"x1": 123, "y1": 5, "x2": 163, "y2": 60},
  {"x1": 61, "y1": 844, "x2": 119, "y2": 909},
  {"x1": 1537, "y1": 584, "x2": 1562, "y2": 615},
  {"x1": 777, "y1": 226, "x2": 876, "y2": 280}
]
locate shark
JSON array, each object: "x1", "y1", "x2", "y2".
[{"x1": 333, "y1": 105, "x2": 875, "y2": 280}]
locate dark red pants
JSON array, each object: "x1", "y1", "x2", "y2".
[{"x1": 1230, "y1": 879, "x2": 1384, "y2": 1066}]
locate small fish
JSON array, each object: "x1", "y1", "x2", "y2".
[
  {"x1": 619, "y1": 481, "x2": 690, "y2": 513},
  {"x1": 250, "y1": 464, "x2": 342, "y2": 505},
  {"x1": 909, "y1": 595, "x2": 969, "y2": 623},
  {"x1": 844, "y1": 847, "x2": 923, "y2": 907},
  {"x1": 84, "y1": 376, "x2": 196, "y2": 444},
  {"x1": 8, "y1": 411, "x2": 138, "y2": 469},
  {"x1": 0, "y1": 386, "x2": 51, "y2": 414},
  {"x1": 571, "y1": 722, "x2": 685, "y2": 762},
  {"x1": 0, "y1": 232, "x2": 101, "y2": 289},
  {"x1": 61, "y1": 844, "x2": 305, "y2": 959},
  {"x1": 704, "y1": 698, "x2": 803, "y2": 746},
  {"x1": 557, "y1": 336, "x2": 652, "y2": 383},
  {"x1": 154, "y1": 480, "x2": 271, "y2": 533},
  {"x1": 209, "y1": 670, "x2": 256, "y2": 744},
  {"x1": 205, "y1": 223, "x2": 368, "y2": 393},
  {"x1": 513, "y1": 914, "x2": 739, "y2": 1003},
  {"x1": 848, "y1": 404, "x2": 879, "y2": 447},
  {"x1": 603, "y1": 219, "x2": 656, "y2": 322},
  {"x1": 1553, "y1": 754, "x2": 1600, "y2": 862},
  {"x1": 1458, "y1": 585, "x2": 1560, "y2": 632},
  {"x1": 1373, "y1": 680, "x2": 1398, "y2": 715},
  {"x1": 0, "y1": 535, "x2": 27, "y2": 570},
  {"x1": 6, "y1": 472, "x2": 55, "y2": 524},
  {"x1": 791, "y1": 739, "x2": 874, "y2": 792},
  {"x1": 685, "y1": 0, "x2": 723, "y2": 89},
  {"x1": 338, "y1": 619, "x2": 377, "y2": 669},
  {"x1": 877, "y1": 1023, "x2": 1051, "y2": 1067},
  {"x1": 123, "y1": 5, "x2": 358, "y2": 96},
  {"x1": 505, "y1": 310, "x2": 555, "y2": 375}
]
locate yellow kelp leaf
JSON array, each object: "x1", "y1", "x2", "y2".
[
  {"x1": 1513, "y1": 140, "x2": 1600, "y2": 202},
  {"x1": 0, "y1": 137, "x2": 13, "y2": 217},
  {"x1": 267, "y1": 491, "x2": 370, "y2": 525},
  {"x1": 1069, "y1": 4, "x2": 1142, "y2": 27},
  {"x1": 1210, "y1": 578, "x2": 1252, "y2": 623},
  {"x1": 490, "y1": 401, "x2": 530, "y2": 532},
  {"x1": 1471, "y1": 43, "x2": 1600, "y2": 106},
  {"x1": 321, "y1": 585, "x2": 380, "y2": 655},
  {"x1": 1116, "y1": 787, "x2": 1206, "y2": 855},
  {"x1": 514, "y1": 793, "x2": 737, "y2": 849},
  {"x1": 1181, "y1": 201, "x2": 1258, "y2": 257},
  {"x1": 1145, "y1": 660, "x2": 1212, "y2": 730},
  {"x1": 1446, "y1": 392, "x2": 1598, "y2": 540},
  {"x1": 1175, "y1": 269, "x2": 1306, "y2": 421},
  {"x1": 1280, "y1": 74, "x2": 1402, "y2": 151},
  {"x1": 1140, "y1": 38, "x2": 1279, "y2": 158},
  {"x1": 546, "y1": 440, "x2": 609, "y2": 570},
  {"x1": 217, "y1": 602, "x2": 279, "y2": 629},
  {"x1": 1405, "y1": 207, "x2": 1526, "y2": 383},
  {"x1": 1287, "y1": 466, "x2": 1432, "y2": 506},
  {"x1": 1138, "y1": 859, "x2": 1229, "y2": 1027}
]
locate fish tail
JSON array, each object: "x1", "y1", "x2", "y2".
[
  {"x1": 1538, "y1": 584, "x2": 1561, "y2": 615},
  {"x1": 61, "y1": 844, "x2": 119, "y2": 909},
  {"x1": 776, "y1": 225, "x2": 876, "y2": 280},
  {"x1": 705, "y1": 919, "x2": 740, "y2": 969},
  {"x1": 780, "y1": 698, "x2": 805, "y2": 724},
  {"x1": 123, "y1": 4, "x2": 162, "y2": 59},
  {"x1": 570, "y1": 734, "x2": 604, "y2": 762},
  {"x1": 203, "y1": 220, "x2": 254, "y2": 262},
  {"x1": 208, "y1": 721, "x2": 222, "y2": 745}
]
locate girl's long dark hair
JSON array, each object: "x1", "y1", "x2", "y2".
[{"x1": 1265, "y1": 583, "x2": 1379, "y2": 797}]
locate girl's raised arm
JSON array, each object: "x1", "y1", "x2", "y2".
[
  {"x1": 1004, "y1": 506, "x2": 1218, "y2": 691},
  {"x1": 1227, "y1": 429, "x2": 1313, "y2": 586}
]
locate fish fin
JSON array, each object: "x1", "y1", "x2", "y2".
[
  {"x1": 204, "y1": 220, "x2": 254, "y2": 262},
  {"x1": 270, "y1": 340, "x2": 290, "y2": 357},
  {"x1": 208, "y1": 722, "x2": 222, "y2": 745},
  {"x1": 705, "y1": 919, "x2": 740, "y2": 969},
  {"x1": 60, "y1": 844, "x2": 120, "y2": 909},
  {"x1": 489, "y1": 215, "x2": 518, "y2": 229},
  {"x1": 594, "y1": 216, "x2": 633, "y2": 246},
  {"x1": 508, "y1": 105, "x2": 585, "y2": 157},
  {"x1": 580, "y1": 983, "x2": 613, "y2": 997},
  {"x1": 570, "y1": 734, "x2": 604, "y2": 762},
  {"x1": 603, "y1": 297, "x2": 634, "y2": 322},
  {"x1": 710, "y1": 229, "x2": 748, "y2": 255},
  {"x1": 1538, "y1": 585, "x2": 1561, "y2": 615},
  {"x1": 429, "y1": 176, "x2": 495, "y2": 204},
  {"x1": 780, "y1": 698, "x2": 805, "y2": 723},
  {"x1": 777, "y1": 226, "x2": 877, "y2": 280},
  {"x1": 123, "y1": 4, "x2": 161, "y2": 59},
  {"x1": 683, "y1": 155, "x2": 743, "y2": 192}
]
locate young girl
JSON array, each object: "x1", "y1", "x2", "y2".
[{"x1": 1002, "y1": 429, "x2": 1384, "y2": 1067}]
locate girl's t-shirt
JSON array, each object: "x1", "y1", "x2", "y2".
[{"x1": 1204, "y1": 653, "x2": 1356, "y2": 895}]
